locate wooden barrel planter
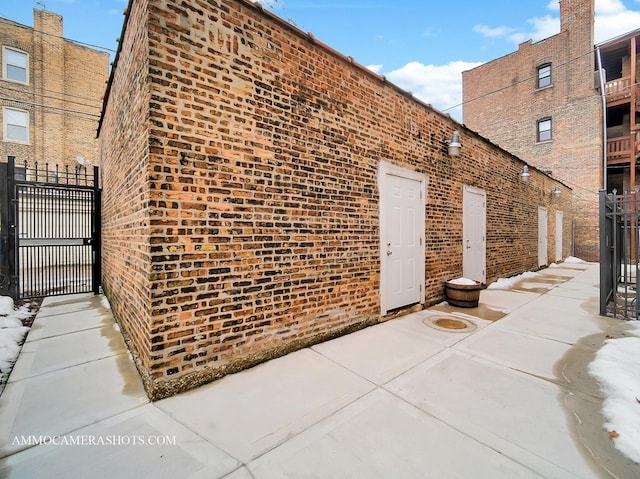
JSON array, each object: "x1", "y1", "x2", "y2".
[{"x1": 445, "y1": 279, "x2": 483, "y2": 308}]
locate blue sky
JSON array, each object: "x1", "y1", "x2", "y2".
[{"x1": 1, "y1": 0, "x2": 640, "y2": 119}]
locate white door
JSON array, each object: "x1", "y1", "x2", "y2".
[
  {"x1": 463, "y1": 185, "x2": 486, "y2": 283},
  {"x1": 538, "y1": 206, "x2": 548, "y2": 267},
  {"x1": 379, "y1": 162, "x2": 425, "y2": 314},
  {"x1": 555, "y1": 211, "x2": 563, "y2": 262}
]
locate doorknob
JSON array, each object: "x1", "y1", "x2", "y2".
[{"x1": 387, "y1": 251, "x2": 393, "y2": 256}]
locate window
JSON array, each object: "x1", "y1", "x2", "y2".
[
  {"x1": 537, "y1": 63, "x2": 551, "y2": 89},
  {"x1": 3, "y1": 47, "x2": 28, "y2": 84},
  {"x1": 3, "y1": 107, "x2": 29, "y2": 143},
  {"x1": 537, "y1": 118, "x2": 552, "y2": 142}
]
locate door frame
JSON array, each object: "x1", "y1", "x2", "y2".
[
  {"x1": 538, "y1": 206, "x2": 548, "y2": 267},
  {"x1": 462, "y1": 185, "x2": 487, "y2": 283},
  {"x1": 378, "y1": 161, "x2": 426, "y2": 315},
  {"x1": 555, "y1": 210, "x2": 563, "y2": 262}
]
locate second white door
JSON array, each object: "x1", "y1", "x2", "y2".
[
  {"x1": 463, "y1": 185, "x2": 486, "y2": 283},
  {"x1": 538, "y1": 206, "x2": 548, "y2": 266},
  {"x1": 556, "y1": 211, "x2": 563, "y2": 262}
]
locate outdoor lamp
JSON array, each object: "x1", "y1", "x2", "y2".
[
  {"x1": 445, "y1": 130, "x2": 461, "y2": 157},
  {"x1": 552, "y1": 186, "x2": 561, "y2": 195},
  {"x1": 521, "y1": 165, "x2": 530, "y2": 181}
]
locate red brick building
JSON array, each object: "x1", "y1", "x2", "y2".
[
  {"x1": 463, "y1": 0, "x2": 620, "y2": 262},
  {"x1": 99, "y1": 0, "x2": 572, "y2": 399}
]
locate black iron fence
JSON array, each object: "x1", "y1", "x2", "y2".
[
  {"x1": 600, "y1": 190, "x2": 639, "y2": 320},
  {"x1": 0, "y1": 156, "x2": 101, "y2": 299}
]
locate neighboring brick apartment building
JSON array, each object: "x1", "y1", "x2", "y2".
[
  {"x1": 99, "y1": 0, "x2": 572, "y2": 399},
  {"x1": 0, "y1": 9, "x2": 109, "y2": 171},
  {"x1": 463, "y1": 0, "x2": 602, "y2": 261}
]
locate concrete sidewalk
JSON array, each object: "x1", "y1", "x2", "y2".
[{"x1": 1, "y1": 263, "x2": 640, "y2": 478}]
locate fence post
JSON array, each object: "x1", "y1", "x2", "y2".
[
  {"x1": 599, "y1": 190, "x2": 608, "y2": 316},
  {"x1": 0, "y1": 160, "x2": 8, "y2": 297},
  {"x1": 92, "y1": 165, "x2": 101, "y2": 295},
  {"x1": 5, "y1": 156, "x2": 18, "y2": 299}
]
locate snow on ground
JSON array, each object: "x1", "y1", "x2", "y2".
[
  {"x1": 486, "y1": 257, "x2": 640, "y2": 463},
  {"x1": 100, "y1": 295, "x2": 111, "y2": 311},
  {"x1": 486, "y1": 271, "x2": 541, "y2": 290},
  {"x1": 0, "y1": 297, "x2": 34, "y2": 386},
  {"x1": 487, "y1": 256, "x2": 587, "y2": 290},
  {"x1": 589, "y1": 322, "x2": 640, "y2": 464},
  {"x1": 564, "y1": 256, "x2": 587, "y2": 264}
]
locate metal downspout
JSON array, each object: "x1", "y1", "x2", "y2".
[{"x1": 596, "y1": 46, "x2": 608, "y2": 192}]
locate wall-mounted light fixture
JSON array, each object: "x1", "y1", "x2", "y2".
[
  {"x1": 521, "y1": 165, "x2": 530, "y2": 182},
  {"x1": 444, "y1": 130, "x2": 461, "y2": 157},
  {"x1": 552, "y1": 186, "x2": 561, "y2": 196}
]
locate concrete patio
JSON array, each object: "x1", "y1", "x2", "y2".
[{"x1": 1, "y1": 262, "x2": 639, "y2": 478}]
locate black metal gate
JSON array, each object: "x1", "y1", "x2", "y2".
[
  {"x1": 0, "y1": 156, "x2": 101, "y2": 299},
  {"x1": 599, "y1": 189, "x2": 639, "y2": 320}
]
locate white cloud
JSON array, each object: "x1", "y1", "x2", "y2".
[
  {"x1": 597, "y1": 0, "x2": 626, "y2": 14},
  {"x1": 473, "y1": 25, "x2": 515, "y2": 38},
  {"x1": 474, "y1": 0, "x2": 640, "y2": 45},
  {"x1": 474, "y1": 14, "x2": 560, "y2": 46},
  {"x1": 366, "y1": 64, "x2": 384, "y2": 74},
  {"x1": 380, "y1": 60, "x2": 483, "y2": 120},
  {"x1": 526, "y1": 14, "x2": 560, "y2": 41},
  {"x1": 595, "y1": 0, "x2": 640, "y2": 43}
]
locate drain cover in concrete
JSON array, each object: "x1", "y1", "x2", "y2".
[{"x1": 423, "y1": 316, "x2": 477, "y2": 333}]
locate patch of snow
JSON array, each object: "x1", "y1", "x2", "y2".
[
  {"x1": 589, "y1": 335, "x2": 640, "y2": 463},
  {"x1": 113, "y1": 323, "x2": 120, "y2": 332},
  {"x1": 0, "y1": 297, "x2": 14, "y2": 315},
  {"x1": 627, "y1": 322, "x2": 640, "y2": 337},
  {"x1": 0, "y1": 298, "x2": 33, "y2": 375},
  {"x1": 564, "y1": 256, "x2": 586, "y2": 264},
  {"x1": 448, "y1": 277, "x2": 478, "y2": 285},
  {"x1": 100, "y1": 295, "x2": 111, "y2": 311},
  {"x1": 486, "y1": 271, "x2": 540, "y2": 290},
  {"x1": 617, "y1": 284, "x2": 636, "y2": 293}
]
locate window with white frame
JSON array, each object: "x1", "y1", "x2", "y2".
[
  {"x1": 537, "y1": 63, "x2": 551, "y2": 89},
  {"x1": 3, "y1": 107, "x2": 29, "y2": 143},
  {"x1": 537, "y1": 118, "x2": 552, "y2": 142},
  {"x1": 3, "y1": 47, "x2": 29, "y2": 84}
]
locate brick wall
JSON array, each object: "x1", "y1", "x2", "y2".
[
  {"x1": 62, "y1": 43, "x2": 110, "y2": 166},
  {"x1": 0, "y1": 10, "x2": 109, "y2": 169},
  {"x1": 100, "y1": 0, "x2": 574, "y2": 400},
  {"x1": 463, "y1": 0, "x2": 600, "y2": 261}
]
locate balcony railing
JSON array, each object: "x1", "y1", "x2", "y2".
[
  {"x1": 607, "y1": 135, "x2": 634, "y2": 165},
  {"x1": 605, "y1": 77, "x2": 631, "y2": 102}
]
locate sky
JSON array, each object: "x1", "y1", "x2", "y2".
[{"x1": 0, "y1": 0, "x2": 639, "y2": 120}]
